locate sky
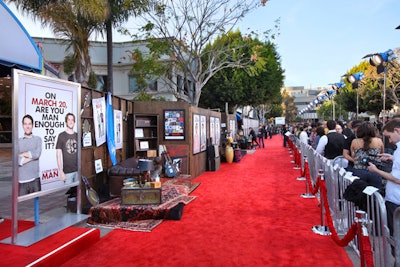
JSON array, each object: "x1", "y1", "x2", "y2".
[{"x1": 6, "y1": 0, "x2": 400, "y2": 88}]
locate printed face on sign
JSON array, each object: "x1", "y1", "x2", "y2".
[
  {"x1": 66, "y1": 114, "x2": 75, "y2": 130},
  {"x1": 23, "y1": 117, "x2": 33, "y2": 136}
]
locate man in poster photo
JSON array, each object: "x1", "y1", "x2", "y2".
[
  {"x1": 18, "y1": 114, "x2": 42, "y2": 196},
  {"x1": 56, "y1": 113, "x2": 78, "y2": 184}
]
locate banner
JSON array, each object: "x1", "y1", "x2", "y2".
[{"x1": 106, "y1": 92, "x2": 117, "y2": 165}]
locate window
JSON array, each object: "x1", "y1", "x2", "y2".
[
  {"x1": 177, "y1": 75, "x2": 183, "y2": 93},
  {"x1": 96, "y1": 75, "x2": 107, "y2": 92},
  {"x1": 148, "y1": 80, "x2": 158, "y2": 91},
  {"x1": 129, "y1": 76, "x2": 140, "y2": 92}
]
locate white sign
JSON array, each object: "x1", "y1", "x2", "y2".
[{"x1": 275, "y1": 117, "x2": 285, "y2": 125}]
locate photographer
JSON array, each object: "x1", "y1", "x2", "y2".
[{"x1": 367, "y1": 118, "x2": 400, "y2": 235}]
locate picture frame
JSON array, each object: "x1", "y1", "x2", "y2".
[
  {"x1": 135, "y1": 128, "x2": 144, "y2": 138},
  {"x1": 139, "y1": 141, "x2": 149, "y2": 150},
  {"x1": 164, "y1": 109, "x2": 185, "y2": 140}
]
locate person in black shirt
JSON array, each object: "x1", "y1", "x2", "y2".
[{"x1": 316, "y1": 120, "x2": 345, "y2": 159}]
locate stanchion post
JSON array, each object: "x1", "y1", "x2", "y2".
[
  {"x1": 301, "y1": 165, "x2": 316, "y2": 199},
  {"x1": 297, "y1": 155, "x2": 307, "y2": 181},
  {"x1": 312, "y1": 169, "x2": 331, "y2": 235},
  {"x1": 293, "y1": 149, "x2": 301, "y2": 170},
  {"x1": 290, "y1": 143, "x2": 297, "y2": 163},
  {"x1": 355, "y1": 210, "x2": 371, "y2": 267}
]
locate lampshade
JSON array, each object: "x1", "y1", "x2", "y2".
[
  {"x1": 370, "y1": 54, "x2": 383, "y2": 66},
  {"x1": 137, "y1": 159, "x2": 154, "y2": 171},
  {"x1": 347, "y1": 75, "x2": 356, "y2": 84}
]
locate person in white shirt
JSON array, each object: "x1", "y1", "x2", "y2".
[
  {"x1": 299, "y1": 126, "x2": 309, "y2": 145},
  {"x1": 368, "y1": 118, "x2": 400, "y2": 234}
]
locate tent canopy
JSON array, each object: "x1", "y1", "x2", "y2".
[{"x1": 0, "y1": 2, "x2": 42, "y2": 75}]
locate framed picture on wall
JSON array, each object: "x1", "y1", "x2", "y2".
[
  {"x1": 210, "y1": 117, "x2": 215, "y2": 145},
  {"x1": 193, "y1": 114, "x2": 200, "y2": 154},
  {"x1": 164, "y1": 109, "x2": 185, "y2": 140},
  {"x1": 200, "y1": 115, "x2": 207, "y2": 152},
  {"x1": 215, "y1": 117, "x2": 221, "y2": 146}
]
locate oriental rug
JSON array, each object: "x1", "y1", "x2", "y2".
[
  {"x1": 162, "y1": 176, "x2": 200, "y2": 194},
  {"x1": 87, "y1": 185, "x2": 197, "y2": 232}
]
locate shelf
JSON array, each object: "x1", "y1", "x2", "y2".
[{"x1": 130, "y1": 114, "x2": 159, "y2": 159}]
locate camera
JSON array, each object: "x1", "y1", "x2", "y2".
[{"x1": 362, "y1": 155, "x2": 392, "y2": 172}]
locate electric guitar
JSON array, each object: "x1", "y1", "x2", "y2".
[{"x1": 162, "y1": 145, "x2": 178, "y2": 178}]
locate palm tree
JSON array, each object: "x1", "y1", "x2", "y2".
[
  {"x1": 102, "y1": 0, "x2": 149, "y2": 92},
  {"x1": 9, "y1": 0, "x2": 149, "y2": 91},
  {"x1": 8, "y1": 0, "x2": 109, "y2": 86}
]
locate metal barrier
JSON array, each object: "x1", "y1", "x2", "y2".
[{"x1": 289, "y1": 135, "x2": 396, "y2": 266}]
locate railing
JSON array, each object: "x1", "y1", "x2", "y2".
[{"x1": 287, "y1": 135, "x2": 399, "y2": 267}]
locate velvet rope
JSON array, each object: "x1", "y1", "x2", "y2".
[
  {"x1": 360, "y1": 234, "x2": 375, "y2": 267},
  {"x1": 296, "y1": 150, "x2": 301, "y2": 167},
  {"x1": 319, "y1": 180, "x2": 358, "y2": 247},
  {"x1": 300, "y1": 159, "x2": 307, "y2": 177},
  {"x1": 304, "y1": 165, "x2": 320, "y2": 195}
]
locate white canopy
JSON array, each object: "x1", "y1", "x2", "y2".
[{"x1": 0, "y1": 1, "x2": 42, "y2": 72}]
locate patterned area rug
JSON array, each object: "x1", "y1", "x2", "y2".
[
  {"x1": 162, "y1": 176, "x2": 200, "y2": 194},
  {"x1": 87, "y1": 185, "x2": 197, "y2": 232}
]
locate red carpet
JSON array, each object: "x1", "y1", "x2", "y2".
[
  {"x1": 0, "y1": 223, "x2": 100, "y2": 267},
  {"x1": 60, "y1": 135, "x2": 354, "y2": 267},
  {"x1": 0, "y1": 219, "x2": 35, "y2": 240}
]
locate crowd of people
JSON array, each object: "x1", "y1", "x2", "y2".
[{"x1": 286, "y1": 118, "x2": 400, "y2": 236}]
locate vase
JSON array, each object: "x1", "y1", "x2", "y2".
[{"x1": 225, "y1": 146, "x2": 234, "y2": 163}]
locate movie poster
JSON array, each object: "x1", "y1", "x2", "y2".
[
  {"x1": 14, "y1": 69, "x2": 80, "y2": 200},
  {"x1": 193, "y1": 114, "x2": 200, "y2": 154},
  {"x1": 200, "y1": 115, "x2": 207, "y2": 152},
  {"x1": 210, "y1": 117, "x2": 215, "y2": 145},
  {"x1": 215, "y1": 117, "x2": 220, "y2": 146},
  {"x1": 92, "y1": 97, "x2": 106, "y2": 146},
  {"x1": 114, "y1": 109, "x2": 123, "y2": 150}
]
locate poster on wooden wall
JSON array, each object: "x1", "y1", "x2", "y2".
[
  {"x1": 200, "y1": 115, "x2": 207, "y2": 152},
  {"x1": 114, "y1": 109, "x2": 123, "y2": 149},
  {"x1": 215, "y1": 117, "x2": 221, "y2": 146},
  {"x1": 164, "y1": 109, "x2": 185, "y2": 140},
  {"x1": 193, "y1": 114, "x2": 200, "y2": 154},
  {"x1": 210, "y1": 117, "x2": 215, "y2": 145},
  {"x1": 92, "y1": 97, "x2": 106, "y2": 146}
]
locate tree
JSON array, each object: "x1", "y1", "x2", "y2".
[
  {"x1": 282, "y1": 89, "x2": 297, "y2": 123},
  {"x1": 9, "y1": 0, "x2": 109, "y2": 86},
  {"x1": 102, "y1": 0, "x2": 150, "y2": 92},
  {"x1": 199, "y1": 30, "x2": 283, "y2": 116},
  {"x1": 133, "y1": 0, "x2": 267, "y2": 106},
  {"x1": 337, "y1": 59, "x2": 400, "y2": 119}
]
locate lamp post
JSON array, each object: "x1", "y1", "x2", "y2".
[
  {"x1": 344, "y1": 72, "x2": 365, "y2": 120},
  {"x1": 329, "y1": 81, "x2": 345, "y2": 121}
]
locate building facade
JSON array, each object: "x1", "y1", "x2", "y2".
[
  {"x1": 283, "y1": 86, "x2": 326, "y2": 122},
  {"x1": 33, "y1": 37, "x2": 193, "y2": 101}
]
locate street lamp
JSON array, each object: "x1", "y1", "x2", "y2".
[
  {"x1": 363, "y1": 49, "x2": 397, "y2": 125},
  {"x1": 344, "y1": 72, "x2": 365, "y2": 119},
  {"x1": 329, "y1": 81, "x2": 345, "y2": 120}
]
